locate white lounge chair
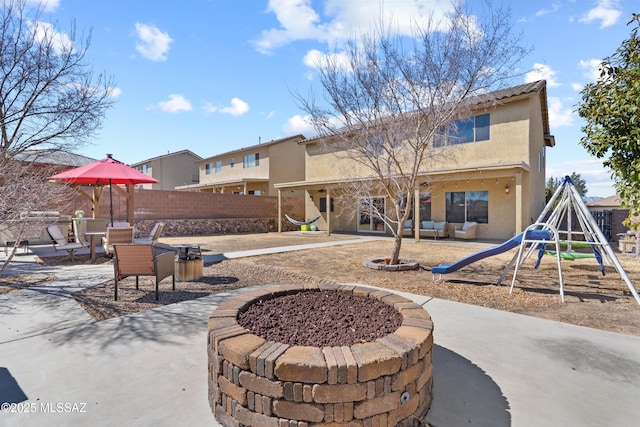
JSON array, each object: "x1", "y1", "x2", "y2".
[
  {"x1": 134, "y1": 222, "x2": 165, "y2": 245},
  {"x1": 47, "y1": 225, "x2": 84, "y2": 260}
]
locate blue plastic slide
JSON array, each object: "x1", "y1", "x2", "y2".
[{"x1": 431, "y1": 230, "x2": 551, "y2": 275}]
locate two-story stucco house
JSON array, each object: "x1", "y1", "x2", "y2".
[
  {"x1": 179, "y1": 135, "x2": 306, "y2": 196},
  {"x1": 275, "y1": 80, "x2": 555, "y2": 241},
  {"x1": 131, "y1": 149, "x2": 202, "y2": 190}
]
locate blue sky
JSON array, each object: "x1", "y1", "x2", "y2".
[{"x1": 32, "y1": 0, "x2": 637, "y2": 197}]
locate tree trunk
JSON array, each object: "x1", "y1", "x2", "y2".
[{"x1": 390, "y1": 225, "x2": 403, "y2": 265}]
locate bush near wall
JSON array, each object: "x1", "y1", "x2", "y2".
[{"x1": 136, "y1": 218, "x2": 299, "y2": 237}]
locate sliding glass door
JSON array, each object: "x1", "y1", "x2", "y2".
[{"x1": 358, "y1": 197, "x2": 386, "y2": 232}]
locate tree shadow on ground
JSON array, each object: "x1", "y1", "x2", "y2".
[{"x1": 48, "y1": 292, "x2": 235, "y2": 350}]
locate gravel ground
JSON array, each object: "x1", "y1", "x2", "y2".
[{"x1": 4, "y1": 232, "x2": 640, "y2": 336}]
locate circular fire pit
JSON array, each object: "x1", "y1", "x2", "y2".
[{"x1": 208, "y1": 284, "x2": 434, "y2": 426}]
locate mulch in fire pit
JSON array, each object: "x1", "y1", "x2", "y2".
[{"x1": 237, "y1": 289, "x2": 403, "y2": 347}]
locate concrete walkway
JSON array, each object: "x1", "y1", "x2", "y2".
[{"x1": 1, "y1": 242, "x2": 640, "y2": 426}]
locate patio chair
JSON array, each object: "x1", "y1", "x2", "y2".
[
  {"x1": 46, "y1": 225, "x2": 85, "y2": 261},
  {"x1": 113, "y1": 244, "x2": 176, "y2": 301},
  {"x1": 102, "y1": 226, "x2": 135, "y2": 256},
  {"x1": 134, "y1": 222, "x2": 165, "y2": 245},
  {"x1": 454, "y1": 221, "x2": 478, "y2": 240}
]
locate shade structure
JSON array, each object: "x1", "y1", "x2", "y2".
[{"x1": 49, "y1": 154, "x2": 158, "y2": 225}]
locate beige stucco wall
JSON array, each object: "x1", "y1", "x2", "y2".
[
  {"x1": 196, "y1": 137, "x2": 305, "y2": 196},
  {"x1": 299, "y1": 92, "x2": 551, "y2": 240},
  {"x1": 268, "y1": 139, "x2": 306, "y2": 196},
  {"x1": 136, "y1": 152, "x2": 200, "y2": 190}
]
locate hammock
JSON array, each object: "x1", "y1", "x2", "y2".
[{"x1": 285, "y1": 214, "x2": 321, "y2": 226}]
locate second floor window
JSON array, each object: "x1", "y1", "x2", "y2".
[
  {"x1": 215, "y1": 161, "x2": 222, "y2": 173},
  {"x1": 205, "y1": 163, "x2": 213, "y2": 175},
  {"x1": 243, "y1": 153, "x2": 259, "y2": 168},
  {"x1": 435, "y1": 113, "x2": 490, "y2": 147}
]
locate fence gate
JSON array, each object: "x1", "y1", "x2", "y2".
[{"x1": 592, "y1": 210, "x2": 613, "y2": 241}]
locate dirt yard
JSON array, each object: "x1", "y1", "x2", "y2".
[{"x1": 5, "y1": 232, "x2": 640, "y2": 336}]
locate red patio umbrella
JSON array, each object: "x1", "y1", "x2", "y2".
[{"x1": 49, "y1": 154, "x2": 158, "y2": 225}]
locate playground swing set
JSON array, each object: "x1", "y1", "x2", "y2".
[{"x1": 432, "y1": 176, "x2": 640, "y2": 306}]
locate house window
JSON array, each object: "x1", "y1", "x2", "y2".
[
  {"x1": 320, "y1": 197, "x2": 334, "y2": 213},
  {"x1": 401, "y1": 193, "x2": 431, "y2": 221},
  {"x1": 243, "y1": 153, "x2": 259, "y2": 168},
  {"x1": 248, "y1": 190, "x2": 262, "y2": 195},
  {"x1": 138, "y1": 164, "x2": 148, "y2": 174},
  {"x1": 230, "y1": 158, "x2": 234, "y2": 168},
  {"x1": 215, "y1": 161, "x2": 222, "y2": 173},
  {"x1": 435, "y1": 113, "x2": 490, "y2": 147},
  {"x1": 419, "y1": 193, "x2": 432, "y2": 221},
  {"x1": 358, "y1": 197, "x2": 386, "y2": 232},
  {"x1": 205, "y1": 163, "x2": 213, "y2": 175},
  {"x1": 445, "y1": 191, "x2": 488, "y2": 223}
]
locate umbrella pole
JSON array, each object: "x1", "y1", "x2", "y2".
[{"x1": 109, "y1": 178, "x2": 114, "y2": 227}]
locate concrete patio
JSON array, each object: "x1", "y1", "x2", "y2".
[{"x1": 1, "y1": 244, "x2": 639, "y2": 426}]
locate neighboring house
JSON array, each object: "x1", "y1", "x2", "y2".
[
  {"x1": 13, "y1": 149, "x2": 96, "y2": 171},
  {"x1": 178, "y1": 135, "x2": 306, "y2": 196},
  {"x1": 587, "y1": 195, "x2": 629, "y2": 241},
  {"x1": 131, "y1": 150, "x2": 202, "y2": 190},
  {"x1": 275, "y1": 80, "x2": 555, "y2": 241}
]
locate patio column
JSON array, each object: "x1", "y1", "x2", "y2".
[
  {"x1": 515, "y1": 172, "x2": 523, "y2": 234},
  {"x1": 277, "y1": 189, "x2": 282, "y2": 233},
  {"x1": 243, "y1": 182, "x2": 247, "y2": 195},
  {"x1": 414, "y1": 185, "x2": 420, "y2": 242},
  {"x1": 326, "y1": 187, "x2": 331, "y2": 236}
]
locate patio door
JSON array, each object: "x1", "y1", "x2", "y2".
[{"x1": 358, "y1": 197, "x2": 386, "y2": 232}]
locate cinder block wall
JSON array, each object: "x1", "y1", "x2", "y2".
[{"x1": 79, "y1": 189, "x2": 305, "y2": 222}]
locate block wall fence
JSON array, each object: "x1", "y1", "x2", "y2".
[{"x1": 70, "y1": 189, "x2": 306, "y2": 234}]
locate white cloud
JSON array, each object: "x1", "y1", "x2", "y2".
[
  {"x1": 28, "y1": 20, "x2": 73, "y2": 53},
  {"x1": 254, "y1": 0, "x2": 455, "y2": 54},
  {"x1": 535, "y1": 3, "x2": 560, "y2": 17},
  {"x1": 525, "y1": 63, "x2": 560, "y2": 87},
  {"x1": 135, "y1": 23, "x2": 173, "y2": 61},
  {"x1": 303, "y1": 49, "x2": 351, "y2": 71},
  {"x1": 547, "y1": 96, "x2": 574, "y2": 128},
  {"x1": 579, "y1": 0, "x2": 622, "y2": 28},
  {"x1": 26, "y1": 0, "x2": 60, "y2": 12},
  {"x1": 220, "y1": 98, "x2": 250, "y2": 116},
  {"x1": 158, "y1": 94, "x2": 192, "y2": 113},
  {"x1": 547, "y1": 159, "x2": 615, "y2": 197},
  {"x1": 283, "y1": 114, "x2": 316, "y2": 135},
  {"x1": 108, "y1": 87, "x2": 122, "y2": 98},
  {"x1": 578, "y1": 59, "x2": 604, "y2": 82}
]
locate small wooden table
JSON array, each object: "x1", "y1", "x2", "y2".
[
  {"x1": 84, "y1": 231, "x2": 107, "y2": 261},
  {"x1": 171, "y1": 243, "x2": 206, "y2": 281}
]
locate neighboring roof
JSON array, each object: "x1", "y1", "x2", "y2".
[
  {"x1": 130, "y1": 149, "x2": 202, "y2": 167},
  {"x1": 587, "y1": 195, "x2": 623, "y2": 208},
  {"x1": 14, "y1": 149, "x2": 97, "y2": 167},
  {"x1": 301, "y1": 80, "x2": 554, "y2": 147},
  {"x1": 199, "y1": 134, "x2": 306, "y2": 163}
]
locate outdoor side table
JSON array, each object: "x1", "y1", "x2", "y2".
[
  {"x1": 84, "y1": 231, "x2": 107, "y2": 262},
  {"x1": 4, "y1": 240, "x2": 29, "y2": 255},
  {"x1": 171, "y1": 243, "x2": 206, "y2": 281}
]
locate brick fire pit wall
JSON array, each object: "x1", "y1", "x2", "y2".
[{"x1": 208, "y1": 284, "x2": 434, "y2": 427}]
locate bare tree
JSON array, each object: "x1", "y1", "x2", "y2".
[
  {"x1": 297, "y1": 1, "x2": 529, "y2": 265},
  {"x1": 0, "y1": 0, "x2": 115, "y2": 268},
  {"x1": 0, "y1": 157, "x2": 78, "y2": 272}
]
